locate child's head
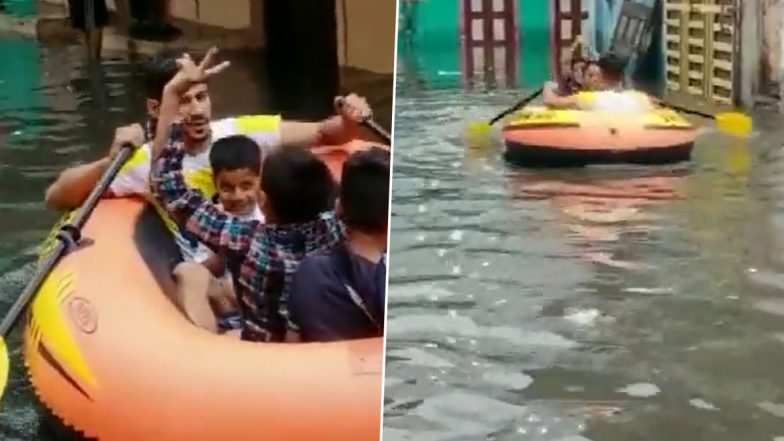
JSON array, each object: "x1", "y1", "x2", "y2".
[
  {"x1": 209, "y1": 135, "x2": 262, "y2": 216},
  {"x1": 583, "y1": 59, "x2": 602, "y2": 90},
  {"x1": 337, "y1": 147, "x2": 390, "y2": 235},
  {"x1": 259, "y1": 146, "x2": 336, "y2": 224},
  {"x1": 597, "y1": 52, "x2": 627, "y2": 87},
  {"x1": 571, "y1": 58, "x2": 587, "y2": 84}
]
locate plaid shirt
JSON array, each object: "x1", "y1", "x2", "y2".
[{"x1": 150, "y1": 129, "x2": 344, "y2": 342}]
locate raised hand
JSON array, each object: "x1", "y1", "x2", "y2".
[
  {"x1": 167, "y1": 47, "x2": 231, "y2": 93},
  {"x1": 335, "y1": 93, "x2": 372, "y2": 123}
]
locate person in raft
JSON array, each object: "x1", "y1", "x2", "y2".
[
  {"x1": 543, "y1": 52, "x2": 656, "y2": 113},
  {"x1": 44, "y1": 47, "x2": 376, "y2": 333},
  {"x1": 288, "y1": 147, "x2": 389, "y2": 342},
  {"x1": 558, "y1": 56, "x2": 587, "y2": 95},
  {"x1": 557, "y1": 39, "x2": 589, "y2": 95},
  {"x1": 185, "y1": 135, "x2": 267, "y2": 333},
  {"x1": 150, "y1": 51, "x2": 384, "y2": 342},
  {"x1": 581, "y1": 59, "x2": 602, "y2": 91},
  {"x1": 45, "y1": 48, "x2": 369, "y2": 212}
]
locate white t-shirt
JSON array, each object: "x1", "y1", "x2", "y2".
[
  {"x1": 577, "y1": 90, "x2": 653, "y2": 113},
  {"x1": 107, "y1": 115, "x2": 281, "y2": 261}
]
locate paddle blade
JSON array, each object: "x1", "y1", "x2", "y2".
[
  {"x1": 464, "y1": 121, "x2": 495, "y2": 150},
  {"x1": 0, "y1": 337, "x2": 8, "y2": 398},
  {"x1": 716, "y1": 112, "x2": 752, "y2": 136},
  {"x1": 465, "y1": 120, "x2": 493, "y2": 138}
]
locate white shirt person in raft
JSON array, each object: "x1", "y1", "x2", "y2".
[
  {"x1": 42, "y1": 47, "x2": 378, "y2": 334},
  {"x1": 43, "y1": 47, "x2": 376, "y2": 263},
  {"x1": 543, "y1": 52, "x2": 656, "y2": 114}
]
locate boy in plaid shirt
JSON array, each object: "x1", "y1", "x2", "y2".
[
  {"x1": 150, "y1": 49, "x2": 376, "y2": 341},
  {"x1": 153, "y1": 138, "x2": 345, "y2": 341}
]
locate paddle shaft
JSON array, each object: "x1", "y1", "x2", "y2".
[
  {"x1": 362, "y1": 118, "x2": 391, "y2": 144},
  {"x1": 0, "y1": 145, "x2": 134, "y2": 337},
  {"x1": 335, "y1": 96, "x2": 391, "y2": 144},
  {"x1": 659, "y1": 102, "x2": 714, "y2": 120},
  {"x1": 488, "y1": 88, "x2": 544, "y2": 126}
]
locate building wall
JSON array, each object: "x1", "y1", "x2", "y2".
[
  {"x1": 398, "y1": 0, "x2": 550, "y2": 88},
  {"x1": 762, "y1": 0, "x2": 783, "y2": 95},
  {"x1": 95, "y1": 0, "x2": 394, "y2": 74},
  {"x1": 100, "y1": 0, "x2": 252, "y2": 29},
  {"x1": 518, "y1": 0, "x2": 551, "y2": 87},
  {"x1": 336, "y1": 0, "x2": 397, "y2": 74},
  {"x1": 586, "y1": 0, "x2": 663, "y2": 93}
]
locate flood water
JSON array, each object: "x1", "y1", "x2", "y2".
[
  {"x1": 0, "y1": 34, "x2": 392, "y2": 440},
  {"x1": 385, "y1": 54, "x2": 784, "y2": 440}
]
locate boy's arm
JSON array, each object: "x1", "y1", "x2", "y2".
[
  {"x1": 201, "y1": 252, "x2": 227, "y2": 278},
  {"x1": 151, "y1": 78, "x2": 181, "y2": 161},
  {"x1": 151, "y1": 140, "x2": 256, "y2": 254},
  {"x1": 45, "y1": 158, "x2": 111, "y2": 210},
  {"x1": 44, "y1": 123, "x2": 146, "y2": 210},
  {"x1": 151, "y1": 48, "x2": 230, "y2": 160},
  {"x1": 278, "y1": 94, "x2": 375, "y2": 147},
  {"x1": 543, "y1": 81, "x2": 581, "y2": 109},
  {"x1": 279, "y1": 117, "x2": 361, "y2": 147}
]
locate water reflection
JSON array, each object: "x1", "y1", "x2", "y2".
[{"x1": 507, "y1": 168, "x2": 686, "y2": 271}]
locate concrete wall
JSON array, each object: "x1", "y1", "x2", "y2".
[
  {"x1": 761, "y1": 0, "x2": 783, "y2": 98},
  {"x1": 587, "y1": 0, "x2": 663, "y2": 93},
  {"x1": 101, "y1": 0, "x2": 252, "y2": 29},
  {"x1": 336, "y1": 0, "x2": 397, "y2": 74},
  {"x1": 42, "y1": 0, "x2": 396, "y2": 74},
  {"x1": 739, "y1": 0, "x2": 761, "y2": 107}
]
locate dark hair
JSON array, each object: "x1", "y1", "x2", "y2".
[
  {"x1": 261, "y1": 147, "x2": 336, "y2": 224},
  {"x1": 597, "y1": 53, "x2": 627, "y2": 83},
  {"x1": 571, "y1": 57, "x2": 586, "y2": 68},
  {"x1": 340, "y1": 147, "x2": 390, "y2": 233},
  {"x1": 142, "y1": 48, "x2": 186, "y2": 100},
  {"x1": 209, "y1": 135, "x2": 262, "y2": 177}
]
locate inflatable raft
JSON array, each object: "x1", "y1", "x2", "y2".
[
  {"x1": 23, "y1": 141, "x2": 384, "y2": 441},
  {"x1": 502, "y1": 106, "x2": 697, "y2": 167}
]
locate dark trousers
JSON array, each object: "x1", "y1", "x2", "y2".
[{"x1": 67, "y1": 0, "x2": 109, "y2": 30}]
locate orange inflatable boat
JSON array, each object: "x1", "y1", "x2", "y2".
[
  {"x1": 23, "y1": 141, "x2": 384, "y2": 441},
  {"x1": 502, "y1": 105, "x2": 697, "y2": 167}
]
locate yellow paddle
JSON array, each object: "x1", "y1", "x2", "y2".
[
  {"x1": 661, "y1": 102, "x2": 753, "y2": 137},
  {"x1": 465, "y1": 88, "x2": 544, "y2": 141},
  {"x1": 0, "y1": 144, "x2": 134, "y2": 401}
]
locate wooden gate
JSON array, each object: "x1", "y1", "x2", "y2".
[
  {"x1": 460, "y1": 0, "x2": 519, "y2": 87},
  {"x1": 551, "y1": 0, "x2": 588, "y2": 79},
  {"x1": 664, "y1": 0, "x2": 737, "y2": 104}
]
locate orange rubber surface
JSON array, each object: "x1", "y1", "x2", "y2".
[{"x1": 23, "y1": 140, "x2": 385, "y2": 441}]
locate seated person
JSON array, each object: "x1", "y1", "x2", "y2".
[
  {"x1": 174, "y1": 135, "x2": 266, "y2": 333},
  {"x1": 150, "y1": 49, "x2": 379, "y2": 342},
  {"x1": 558, "y1": 57, "x2": 587, "y2": 95},
  {"x1": 152, "y1": 137, "x2": 345, "y2": 342},
  {"x1": 581, "y1": 59, "x2": 602, "y2": 91},
  {"x1": 46, "y1": 48, "x2": 374, "y2": 337},
  {"x1": 543, "y1": 53, "x2": 655, "y2": 113},
  {"x1": 44, "y1": 48, "x2": 372, "y2": 214},
  {"x1": 288, "y1": 147, "x2": 389, "y2": 342}
]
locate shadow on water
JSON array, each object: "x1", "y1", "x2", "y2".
[
  {"x1": 0, "y1": 31, "x2": 391, "y2": 440},
  {"x1": 386, "y1": 46, "x2": 784, "y2": 440}
]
